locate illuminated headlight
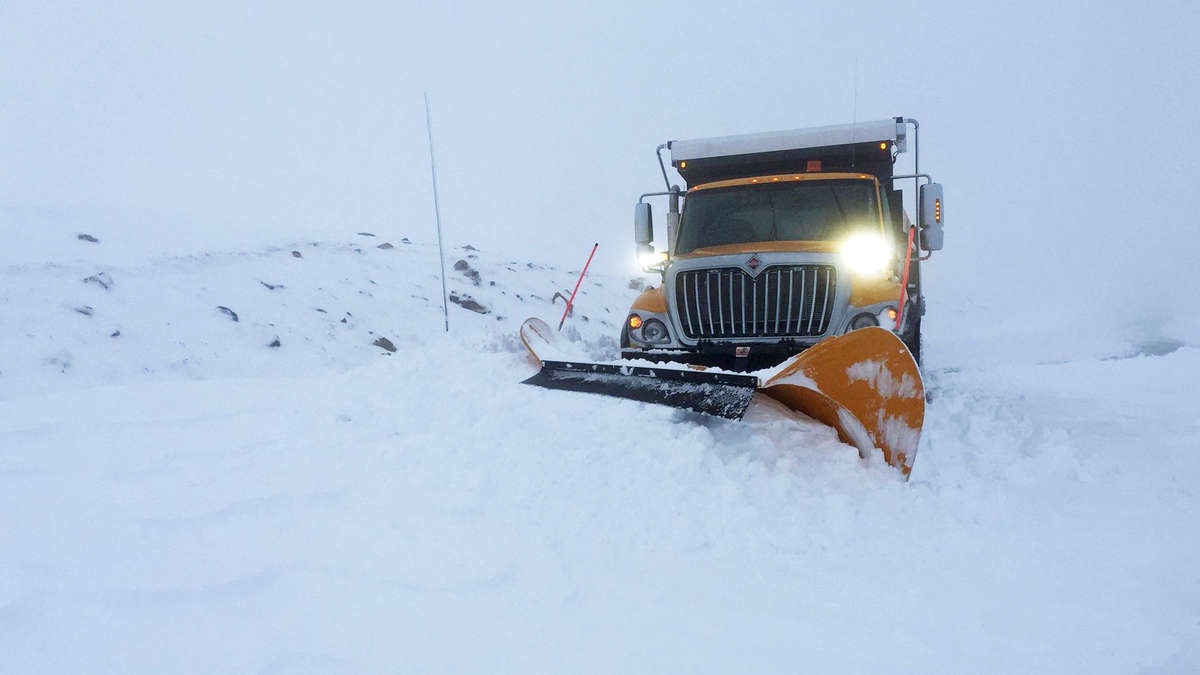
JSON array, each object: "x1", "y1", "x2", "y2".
[
  {"x1": 849, "y1": 313, "x2": 879, "y2": 331},
  {"x1": 641, "y1": 318, "x2": 670, "y2": 343},
  {"x1": 840, "y1": 232, "x2": 893, "y2": 276},
  {"x1": 639, "y1": 251, "x2": 668, "y2": 271}
]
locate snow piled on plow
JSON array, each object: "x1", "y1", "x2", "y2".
[{"x1": 1, "y1": 237, "x2": 1198, "y2": 674}]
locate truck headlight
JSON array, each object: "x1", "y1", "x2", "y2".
[
  {"x1": 641, "y1": 318, "x2": 670, "y2": 343},
  {"x1": 840, "y1": 232, "x2": 892, "y2": 276},
  {"x1": 639, "y1": 251, "x2": 668, "y2": 272},
  {"x1": 849, "y1": 313, "x2": 879, "y2": 331}
]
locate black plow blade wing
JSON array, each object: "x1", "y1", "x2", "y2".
[{"x1": 522, "y1": 360, "x2": 758, "y2": 419}]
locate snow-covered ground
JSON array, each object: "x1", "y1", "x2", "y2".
[{"x1": 1, "y1": 234, "x2": 1197, "y2": 673}]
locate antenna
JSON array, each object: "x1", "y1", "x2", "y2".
[{"x1": 424, "y1": 93, "x2": 450, "y2": 333}]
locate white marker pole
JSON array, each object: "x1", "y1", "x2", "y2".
[{"x1": 425, "y1": 92, "x2": 450, "y2": 333}]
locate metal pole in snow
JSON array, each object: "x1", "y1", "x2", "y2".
[
  {"x1": 558, "y1": 243, "x2": 599, "y2": 331},
  {"x1": 425, "y1": 93, "x2": 450, "y2": 333}
]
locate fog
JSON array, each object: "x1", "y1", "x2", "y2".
[{"x1": 3, "y1": 1, "x2": 1196, "y2": 335}]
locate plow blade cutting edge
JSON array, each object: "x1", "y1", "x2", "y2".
[
  {"x1": 522, "y1": 360, "x2": 758, "y2": 419},
  {"x1": 519, "y1": 318, "x2": 924, "y2": 477}
]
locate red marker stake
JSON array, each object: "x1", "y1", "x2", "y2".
[{"x1": 559, "y1": 243, "x2": 599, "y2": 331}]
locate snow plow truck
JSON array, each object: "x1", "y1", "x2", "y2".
[{"x1": 521, "y1": 117, "x2": 944, "y2": 478}]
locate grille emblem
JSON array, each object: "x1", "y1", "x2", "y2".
[{"x1": 746, "y1": 256, "x2": 761, "y2": 271}]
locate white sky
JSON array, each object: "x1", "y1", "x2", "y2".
[{"x1": 2, "y1": 1, "x2": 1197, "y2": 330}]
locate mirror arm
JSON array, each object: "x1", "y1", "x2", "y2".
[{"x1": 656, "y1": 144, "x2": 671, "y2": 191}]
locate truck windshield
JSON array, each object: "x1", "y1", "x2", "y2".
[{"x1": 675, "y1": 179, "x2": 879, "y2": 254}]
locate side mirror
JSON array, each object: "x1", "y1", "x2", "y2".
[
  {"x1": 634, "y1": 202, "x2": 653, "y2": 246},
  {"x1": 919, "y1": 183, "x2": 944, "y2": 251}
]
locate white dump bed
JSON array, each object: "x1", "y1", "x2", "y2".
[{"x1": 670, "y1": 118, "x2": 905, "y2": 162}]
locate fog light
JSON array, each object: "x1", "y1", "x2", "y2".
[
  {"x1": 628, "y1": 314, "x2": 643, "y2": 329},
  {"x1": 849, "y1": 313, "x2": 879, "y2": 331},
  {"x1": 641, "y1": 318, "x2": 669, "y2": 343}
]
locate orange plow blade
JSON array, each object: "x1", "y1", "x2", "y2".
[{"x1": 760, "y1": 327, "x2": 924, "y2": 477}]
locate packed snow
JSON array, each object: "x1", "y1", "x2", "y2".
[{"x1": 1, "y1": 234, "x2": 1196, "y2": 673}]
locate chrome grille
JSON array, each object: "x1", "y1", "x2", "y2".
[{"x1": 674, "y1": 265, "x2": 836, "y2": 339}]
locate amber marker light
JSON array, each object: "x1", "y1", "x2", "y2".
[
  {"x1": 680, "y1": 161, "x2": 687, "y2": 168},
  {"x1": 628, "y1": 315, "x2": 643, "y2": 329},
  {"x1": 880, "y1": 142, "x2": 888, "y2": 150},
  {"x1": 887, "y1": 308, "x2": 898, "y2": 321}
]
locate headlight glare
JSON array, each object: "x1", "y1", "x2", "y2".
[
  {"x1": 639, "y1": 251, "x2": 668, "y2": 271},
  {"x1": 841, "y1": 232, "x2": 892, "y2": 276}
]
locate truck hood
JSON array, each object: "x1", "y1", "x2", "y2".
[{"x1": 675, "y1": 240, "x2": 840, "y2": 258}]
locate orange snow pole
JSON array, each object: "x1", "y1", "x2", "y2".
[{"x1": 559, "y1": 243, "x2": 599, "y2": 331}]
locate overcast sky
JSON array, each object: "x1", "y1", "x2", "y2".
[{"x1": 2, "y1": 1, "x2": 1196, "y2": 332}]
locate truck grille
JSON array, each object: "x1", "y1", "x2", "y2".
[{"x1": 674, "y1": 265, "x2": 836, "y2": 340}]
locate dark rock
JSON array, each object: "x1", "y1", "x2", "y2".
[
  {"x1": 401, "y1": 237, "x2": 411, "y2": 244},
  {"x1": 452, "y1": 259, "x2": 481, "y2": 286},
  {"x1": 74, "y1": 306, "x2": 94, "y2": 317},
  {"x1": 83, "y1": 272, "x2": 113, "y2": 290},
  {"x1": 216, "y1": 306, "x2": 239, "y2": 322},
  {"x1": 315, "y1": 308, "x2": 327, "y2": 313},
  {"x1": 260, "y1": 281, "x2": 283, "y2": 290},
  {"x1": 291, "y1": 250, "x2": 303, "y2": 258},
  {"x1": 373, "y1": 337, "x2": 397, "y2": 353},
  {"x1": 462, "y1": 244, "x2": 478, "y2": 252},
  {"x1": 357, "y1": 231, "x2": 376, "y2": 237},
  {"x1": 449, "y1": 292, "x2": 489, "y2": 314},
  {"x1": 77, "y1": 233, "x2": 99, "y2": 243},
  {"x1": 377, "y1": 242, "x2": 394, "y2": 250},
  {"x1": 110, "y1": 330, "x2": 121, "y2": 338},
  {"x1": 268, "y1": 338, "x2": 281, "y2": 348}
]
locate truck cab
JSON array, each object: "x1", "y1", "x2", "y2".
[{"x1": 623, "y1": 117, "x2": 944, "y2": 370}]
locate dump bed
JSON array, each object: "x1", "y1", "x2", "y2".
[{"x1": 669, "y1": 117, "x2": 907, "y2": 187}]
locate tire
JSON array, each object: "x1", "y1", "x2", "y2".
[{"x1": 620, "y1": 322, "x2": 631, "y2": 349}]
